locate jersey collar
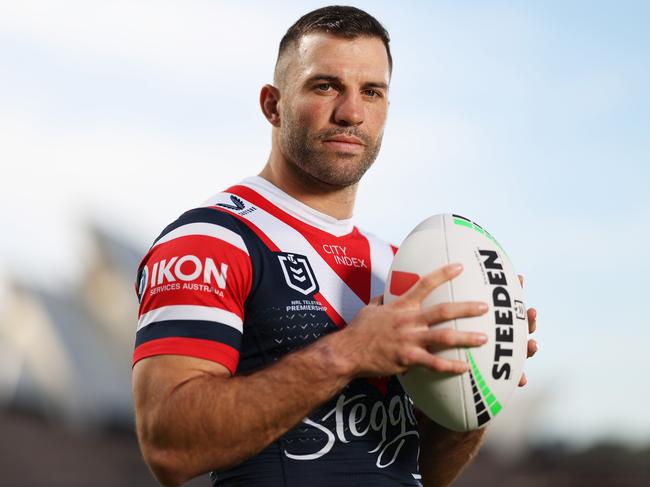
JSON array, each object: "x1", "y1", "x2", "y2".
[{"x1": 239, "y1": 176, "x2": 355, "y2": 237}]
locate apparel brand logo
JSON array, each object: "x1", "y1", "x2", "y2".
[
  {"x1": 277, "y1": 252, "x2": 319, "y2": 296},
  {"x1": 217, "y1": 195, "x2": 245, "y2": 211},
  {"x1": 216, "y1": 195, "x2": 257, "y2": 215}
]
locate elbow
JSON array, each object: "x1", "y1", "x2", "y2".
[
  {"x1": 137, "y1": 420, "x2": 234, "y2": 485},
  {"x1": 141, "y1": 441, "x2": 238, "y2": 486},
  {"x1": 141, "y1": 443, "x2": 192, "y2": 487},
  {"x1": 136, "y1": 414, "x2": 195, "y2": 486}
]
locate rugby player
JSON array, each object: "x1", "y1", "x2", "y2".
[{"x1": 132, "y1": 6, "x2": 538, "y2": 486}]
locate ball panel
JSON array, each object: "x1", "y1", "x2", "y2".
[
  {"x1": 389, "y1": 271, "x2": 420, "y2": 296},
  {"x1": 445, "y1": 214, "x2": 528, "y2": 427},
  {"x1": 399, "y1": 367, "x2": 468, "y2": 431},
  {"x1": 384, "y1": 213, "x2": 528, "y2": 432}
]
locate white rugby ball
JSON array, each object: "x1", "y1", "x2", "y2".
[{"x1": 384, "y1": 213, "x2": 528, "y2": 432}]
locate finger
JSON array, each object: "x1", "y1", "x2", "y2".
[
  {"x1": 421, "y1": 327, "x2": 488, "y2": 352},
  {"x1": 400, "y1": 263, "x2": 463, "y2": 304},
  {"x1": 518, "y1": 372, "x2": 527, "y2": 387},
  {"x1": 527, "y1": 308, "x2": 537, "y2": 334},
  {"x1": 527, "y1": 339, "x2": 538, "y2": 358},
  {"x1": 418, "y1": 301, "x2": 488, "y2": 326},
  {"x1": 518, "y1": 274, "x2": 524, "y2": 287},
  {"x1": 408, "y1": 347, "x2": 469, "y2": 374}
]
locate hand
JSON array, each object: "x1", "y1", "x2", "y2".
[
  {"x1": 517, "y1": 274, "x2": 539, "y2": 387},
  {"x1": 340, "y1": 263, "x2": 489, "y2": 378}
]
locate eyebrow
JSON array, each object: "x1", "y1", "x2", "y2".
[{"x1": 306, "y1": 74, "x2": 389, "y2": 91}]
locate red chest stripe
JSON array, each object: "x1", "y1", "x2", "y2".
[{"x1": 226, "y1": 185, "x2": 372, "y2": 304}]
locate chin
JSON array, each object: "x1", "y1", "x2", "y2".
[{"x1": 313, "y1": 167, "x2": 368, "y2": 189}]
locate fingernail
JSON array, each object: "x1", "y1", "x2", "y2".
[
  {"x1": 476, "y1": 333, "x2": 488, "y2": 344},
  {"x1": 450, "y1": 263, "x2": 463, "y2": 272},
  {"x1": 477, "y1": 302, "x2": 488, "y2": 312},
  {"x1": 534, "y1": 342, "x2": 539, "y2": 352}
]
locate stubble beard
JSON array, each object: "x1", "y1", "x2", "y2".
[{"x1": 280, "y1": 116, "x2": 383, "y2": 189}]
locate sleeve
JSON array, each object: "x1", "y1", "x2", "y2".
[{"x1": 133, "y1": 208, "x2": 252, "y2": 375}]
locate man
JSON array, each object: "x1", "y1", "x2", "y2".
[{"x1": 132, "y1": 6, "x2": 538, "y2": 487}]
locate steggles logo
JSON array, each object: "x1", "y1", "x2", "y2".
[
  {"x1": 277, "y1": 252, "x2": 319, "y2": 296},
  {"x1": 283, "y1": 393, "x2": 419, "y2": 468}
]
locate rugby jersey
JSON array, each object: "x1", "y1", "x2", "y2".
[{"x1": 134, "y1": 176, "x2": 422, "y2": 486}]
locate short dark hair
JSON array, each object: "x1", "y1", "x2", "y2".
[{"x1": 277, "y1": 5, "x2": 392, "y2": 73}]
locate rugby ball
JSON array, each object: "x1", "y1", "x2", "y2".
[{"x1": 384, "y1": 214, "x2": 528, "y2": 432}]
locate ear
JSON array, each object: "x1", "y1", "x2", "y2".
[{"x1": 260, "y1": 84, "x2": 281, "y2": 127}]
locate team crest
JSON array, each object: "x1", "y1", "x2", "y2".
[{"x1": 277, "y1": 253, "x2": 319, "y2": 296}]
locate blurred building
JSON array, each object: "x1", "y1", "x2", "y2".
[{"x1": 0, "y1": 225, "x2": 141, "y2": 428}]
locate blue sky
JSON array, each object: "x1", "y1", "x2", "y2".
[{"x1": 1, "y1": 1, "x2": 648, "y2": 447}]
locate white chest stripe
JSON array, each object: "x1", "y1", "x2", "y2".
[
  {"x1": 360, "y1": 229, "x2": 395, "y2": 300},
  {"x1": 207, "y1": 193, "x2": 365, "y2": 324}
]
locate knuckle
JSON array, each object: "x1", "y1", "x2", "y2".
[
  {"x1": 395, "y1": 312, "x2": 413, "y2": 328},
  {"x1": 406, "y1": 349, "x2": 420, "y2": 365},
  {"x1": 397, "y1": 349, "x2": 415, "y2": 367},
  {"x1": 437, "y1": 303, "x2": 454, "y2": 321},
  {"x1": 444, "y1": 265, "x2": 458, "y2": 278},
  {"x1": 419, "y1": 274, "x2": 436, "y2": 289},
  {"x1": 429, "y1": 356, "x2": 452, "y2": 373},
  {"x1": 424, "y1": 355, "x2": 441, "y2": 371},
  {"x1": 438, "y1": 329, "x2": 456, "y2": 346}
]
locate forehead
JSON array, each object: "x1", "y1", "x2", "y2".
[{"x1": 286, "y1": 33, "x2": 390, "y2": 85}]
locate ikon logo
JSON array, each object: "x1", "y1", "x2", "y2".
[
  {"x1": 277, "y1": 252, "x2": 319, "y2": 296},
  {"x1": 143, "y1": 255, "x2": 229, "y2": 291}
]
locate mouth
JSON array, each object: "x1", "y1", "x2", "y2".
[{"x1": 322, "y1": 135, "x2": 365, "y2": 153}]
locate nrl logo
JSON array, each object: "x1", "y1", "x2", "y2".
[{"x1": 277, "y1": 252, "x2": 319, "y2": 296}]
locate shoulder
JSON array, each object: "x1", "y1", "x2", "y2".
[
  {"x1": 152, "y1": 206, "x2": 246, "y2": 248},
  {"x1": 135, "y1": 204, "x2": 255, "y2": 293}
]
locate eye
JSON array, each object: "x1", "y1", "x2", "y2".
[
  {"x1": 363, "y1": 89, "x2": 383, "y2": 98},
  {"x1": 315, "y1": 83, "x2": 333, "y2": 92}
]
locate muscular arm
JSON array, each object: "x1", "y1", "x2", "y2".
[
  {"x1": 133, "y1": 332, "x2": 353, "y2": 486},
  {"x1": 133, "y1": 264, "x2": 489, "y2": 486}
]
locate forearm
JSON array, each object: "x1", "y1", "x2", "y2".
[
  {"x1": 418, "y1": 416, "x2": 486, "y2": 487},
  {"x1": 138, "y1": 331, "x2": 354, "y2": 485}
]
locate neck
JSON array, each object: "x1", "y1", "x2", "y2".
[{"x1": 259, "y1": 148, "x2": 359, "y2": 221}]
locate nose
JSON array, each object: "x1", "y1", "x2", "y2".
[{"x1": 333, "y1": 91, "x2": 364, "y2": 127}]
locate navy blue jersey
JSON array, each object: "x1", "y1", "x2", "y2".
[{"x1": 135, "y1": 177, "x2": 422, "y2": 486}]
